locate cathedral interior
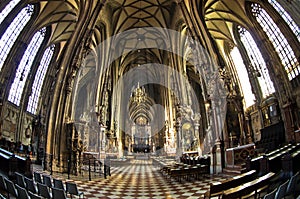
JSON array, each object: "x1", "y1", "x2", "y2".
[{"x1": 0, "y1": 0, "x2": 300, "y2": 198}]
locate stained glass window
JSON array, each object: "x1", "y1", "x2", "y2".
[
  {"x1": 0, "y1": 0, "x2": 21, "y2": 25},
  {"x1": 27, "y1": 45, "x2": 55, "y2": 114},
  {"x1": 0, "y1": 4, "x2": 34, "y2": 71},
  {"x1": 251, "y1": 3, "x2": 299, "y2": 80},
  {"x1": 239, "y1": 27, "x2": 275, "y2": 98},
  {"x1": 268, "y1": 0, "x2": 300, "y2": 42},
  {"x1": 230, "y1": 47, "x2": 256, "y2": 107},
  {"x1": 8, "y1": 27, "x2": 46, "y2": 106}
]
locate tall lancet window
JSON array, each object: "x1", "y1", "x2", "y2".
[
  {"x1": 268, "y1": 0, "x2": 300, "y2": 42},
  {"x1": 8, "y1": 27, "x2": 46, "y2": 106},
  {"x1": 230, "y1": 47, "x2": 256, "y2": 108},
  {"x1": 239, "y1": 27, "x2": 275, "y2": 98},
  {"x1": 251, "y1": 3, "x2": 299, "y2": 80},
  {"x1": 0, "y1": 4, "x2": 34, "y2": 71},
  {"x1": 0, "y1": 0, "x2": 21, "y2": 25},
  {"x1": 27, "y1": 44, "x2": 55, "y2": 114}
]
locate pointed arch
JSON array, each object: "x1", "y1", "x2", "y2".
[
  {"x1": 250, "y1": 3, "x2": 299, "y2": 81},
  {"x1": 0, "y1": 4, "x2": 34, "y2": 71},
  {"x1": 8, "y1": 27, "x2": 47, "y2": 106},
  {"x1": 27, "y1": 44, "x2": 55, "y2": 114}
]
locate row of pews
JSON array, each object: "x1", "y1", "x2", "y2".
[
  {"x1": 0, "y1": 148, "x2": 32, "y2": 178},
  {"x1": 205, "y1": 142, "x2": 300, "y2": 198},
  {"x1": 204, "y1": 170, "x2": 257, "y2": 198},
  {"x1": 180, "y1": 155, "x2": 210, "y2": 167},
  {"x1": 205, "y1": 170, "x2": 299, "y2": 199},
  {"x1": 153, "y1": 156, "x2": 210, "y2": 182},
  {"x1": 161, "y1": 163, "x2": 209, "y2": 182},
  {"x1": 204, "y1": 170, "x2": 277, "y2": 198},
  {"x1": 222, "y1": 172, "x2": 275, "y2": 199},
  {"x1": 246, "y1": 142, "x2": 300, "y2": 176}
]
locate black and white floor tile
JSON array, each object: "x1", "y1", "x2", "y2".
[{"x1": 34, "y1": 159, "x2": 231, "y2": 199}]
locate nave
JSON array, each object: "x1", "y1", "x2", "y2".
[{"x1": 31, "y1": 159, "x2": 230, "y2": 199}]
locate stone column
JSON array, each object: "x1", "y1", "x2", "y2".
[
  {"x1": 282, "y1": 101, "x2": 296, "y2": 142},
  {"x1": 238, "y1": 112, "x2": 246, "y2": 145},
  {"x1": 175, "y1": 117, "x2": 182, "y2": 161},
  {"x1": 245, "y1": 113, "x2": 253, "y2": 143},
  {"x1": 193, "y1": 113, "x2": 202, "y2": 156},
  {"x1": 222, "y1": 121, "x2": 230, "y2": 149},
  {"x1": 214, "y1": 142, "x2": 222, "y2": 173},
  {"x1": 211, "y1": 98, "x2": 223, "y2": 174}
]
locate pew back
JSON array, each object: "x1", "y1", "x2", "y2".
[
  {"x1": 205, "y1": 170, "x2": 257, "y2": 198},
  {"x1": 0, "y1": 147, "x2": 32, "y2": 178},
  {"x1": 222, "y1": 172, "x2": 275, "y2": 199}
]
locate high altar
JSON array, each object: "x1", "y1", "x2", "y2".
[{"x1": 131, "y1": 123, "x2": 151, "y2": 153}]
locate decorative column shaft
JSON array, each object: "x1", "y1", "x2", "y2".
[{"x1": 175, "y1": 117, "x2": 182, "y2": 161}]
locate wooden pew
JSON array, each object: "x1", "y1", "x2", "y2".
[
  {"x1": 282, "y1": 148, "x2": 300, "y2": 175},
  {"x1": 265, "y1": 143, "x2": 300, "y2": 174},
  {"x1": 163, "y1": 162, "x2": 209, "y2": 182},
  {"x1": 173, "y1": 164, "x2": 208, "y2": 181},
  {"x1": 246, "y1": 143, "x2": 300, "y2": 174},
  {"x1": 280, "y1": 146, "x2": 300, "y2": 179},
  {"x1": 291, "y1": 149, "x2": 300, "y2": 173},
  {"x1": 0, "y1": 151, "x2": 13, "y2": 175},
  {"x1": 222, "y1": 172, "x2": 275, "y2": 199},
  {"x1": 246, "y1": 156, "x2": 262, "y2": 172},
  {"x1": 0, "y1": 147, "x2": 32, "y2": 178},
  {"x1": 15, "y1": 154, "x2": 32, "y2": 176},
  {"x1": 0, "y1": 148, "x2": 18, "y2": 177},
  {"x1": 266, "y1": 143, "x2": 291, "y2": 157},
  {"x1": 204, "y1": 170, "x2": 256, "y2": 198}
]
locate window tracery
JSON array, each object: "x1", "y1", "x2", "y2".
[
  {"x1": 251, "y1": 3, "x2": 300, "y2": 81},
  {"x1": 268, "y1": 0, "x2": 300, "y2": 42},
  {"x1": 27, "y1": 44, "x2": 55, "y2": 114},
  {"x1": 8, "y1": 27, "x2": 46, "y2": 106},
  {"x1": 238, "y1": 26, "x2": 275, "y2": 98},
  {"x1": 0, "y1": 0, "x2": 21, "y2": 25},
  {"x1": 0, "y1": 4, "x2": 34, "y2": 71}
]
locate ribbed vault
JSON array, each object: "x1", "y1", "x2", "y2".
[
  {"x1": 108, "y1": 0, "x2": 176, "y2": 33},
  {"x1": 27, "y1": 0, "x2": 79, "y2": 44},
  {"x1": 197, "y1": 0, "x2": 251, "y2": 44}
]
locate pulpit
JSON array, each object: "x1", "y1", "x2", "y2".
[{"x1": 226, "y1": 143, "x2": 255, "y2": 167}]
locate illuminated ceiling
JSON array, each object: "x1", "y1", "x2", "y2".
[
  {"x1": 27, "y1": 0, "x2": 252, "y2": 52},
  {"x1": 201, "y1": 0, "x2": 250, "y2": 43}
]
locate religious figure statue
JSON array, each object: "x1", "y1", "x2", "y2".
[{"x1": 192, "y1": 112, "x2": 201, "y2": 123}]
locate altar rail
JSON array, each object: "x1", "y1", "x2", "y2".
[{"x1": 226, "y1": 143, "x2": 255, "y2": 167}]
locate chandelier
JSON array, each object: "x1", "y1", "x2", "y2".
[{"x1": 132, "y1": 83, "x2": 146, "y2": 104}]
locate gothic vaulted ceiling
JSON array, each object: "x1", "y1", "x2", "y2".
[
  {"x1": 108, "y1": 0, "x2": 176, "y2": 33},
  {"x1": 28, "y1": 0, "x2": 253, "y2": 52},
  {"x1": 23, "y1": 0, "x2": 255, "y2": 126},
  {"x1": 28, "y1": 0, "x2": 79, "y2": 44},
  {"x1": 201, "y1": 0, "x2": 251, "y2": 43}
]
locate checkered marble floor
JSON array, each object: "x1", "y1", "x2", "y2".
[{"x1": 34, "y1": 159, "x2": 231, "y2": 199}]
